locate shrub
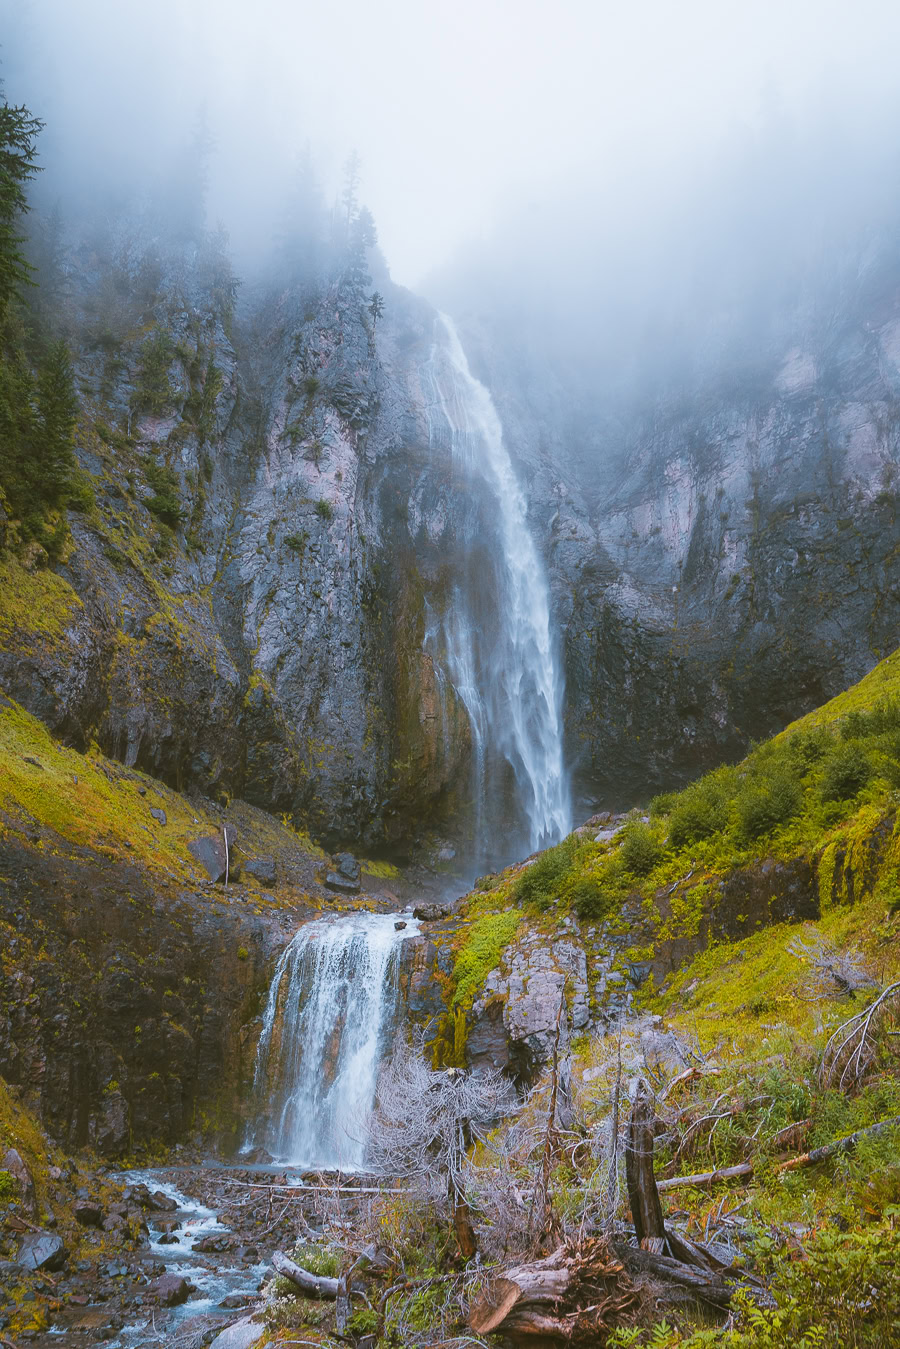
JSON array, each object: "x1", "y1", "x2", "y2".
[
  {"x1": 787, "y1": 726, "x2": 831, "y2": 769},
  {"x1": 315, "y1": 498, "x2": 333, "y2": 521},
  {"x1": 841, "y1": 696, "x2": 900, "y2": 741},
  {"x1": 285, "y1": 531, "x2": 308, "y2": 553},
  {"x1": 820, "y1": 743, "x2": 871, "y2": 802},
  {"x1": 570, "y1": 874, "x2": 618, "y2": 920},
  {"x1": 144, "y1": 459, "x2": 181, "y2": 528},
  {"x1": 514, "y1": 835, "x2": 578, "y2": 910},
  {"x1": 668, "y1": 782, "x2": 730, "y2": 849},
  {"x1": 619, "y1": 822, "x2": 662, "y2": 876},
  {"x1": 302, "y1": 375, "x2": 320, "y2": 399},
  {"x1": 737, "y1": 773, "x2": 801, "y2": 841}
]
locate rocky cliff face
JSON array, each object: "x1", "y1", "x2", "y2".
[
  {"x1": 455, "y1": 259, "x2": 900, "y2": 809},
  {"x1": 6, "y1": 210, "x2": 900, "y2": 852},
  {"x1": 0, "y1": 225, "x2": 480, "y2": 851}
]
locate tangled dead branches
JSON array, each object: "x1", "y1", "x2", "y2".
[{"x1": 819, "y1": 979, "x2": 900, "y2": 1090}]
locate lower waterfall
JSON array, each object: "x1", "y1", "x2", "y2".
[{"x1": 245, "y1": 913, "x2": 417, "y2": 1168}]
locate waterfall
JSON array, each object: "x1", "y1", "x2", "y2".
[
  {"x1": 423, "y1": 312, "x2": 571, "y2": 855},
  {"x1": 245, "y1": 913, "x2": 416, "y2": 1169}
]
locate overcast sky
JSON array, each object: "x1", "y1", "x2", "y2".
[{"x1": 4, "y1": 0, "x2": 900, "y2": 288}]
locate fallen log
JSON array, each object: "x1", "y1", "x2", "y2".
[
  {"x1": 657, "y1": 1113, "x2": 900, "y2": 1192},
  {"x1": 271, "y1": 1250, "x2": 340, "y2": 1298},
  {"x1": 468, "y1": 1236, "x2": 639, "y2": 1343}
]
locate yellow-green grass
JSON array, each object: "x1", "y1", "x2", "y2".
[
  {"x1": 0, "y1": 691, "x2": 223, "y2": 874},
  {"x1": 0, "y1": 555, "x2": 83, "y2": 651}
]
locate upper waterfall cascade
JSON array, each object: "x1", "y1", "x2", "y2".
[
  {"x1": 423, "y1": 312, "x2": 571, "y2": 854},
  {"x1": 245, "y1": 913, "x2": 417, "y2": 1168}
]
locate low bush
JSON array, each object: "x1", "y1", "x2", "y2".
[
  {"x1": 144, "y1": 459, "x2": 181, "y2": 528},
  {"x1": 619, "y1": 822, "x2": 663, "y2": 876},
  {"x1": 315, "y1": 498, "x2": 333, "y2": 521},
  {"x1": 736, "y1": 772, "x2": 801, "y2": 841},
  {"x1": 514, "y1": 834, "x2": 579, "y2": 910},
  {"x1": 668, "y1": 780, "x2": 731, "y2": 849},
  {"x1": 820, "y1": 743, "x2": 871, "y2": 802}
]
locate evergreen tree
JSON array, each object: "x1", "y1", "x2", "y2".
[
  {"x1": 368, "y1": 291, "x2": 384, "y2": 326},
  {"x1": 34, "y1": 339, "x2": 77, "y2": 505},
  {"x1": 0, "y1": 98, "x2": 43, "y2": 319}
]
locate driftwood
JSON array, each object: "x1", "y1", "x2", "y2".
[
  {"x1": 657, "y1": 1112, "x2": 900, "y2": 1193},
  {"x1": 468, "y1": 1236, "x2": 639, "y2": 1343},
  {"x1": 271, "y1": 1250, "x2": 340, "y2": 1298}
]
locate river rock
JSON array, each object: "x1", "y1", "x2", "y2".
[
  {"x1": 149, "y1": 1190, "x2": 179, "y2": 1212},
  {"x1": 2, "y1": 1147, "x2": 37, "y2": 1216},
  {"x1": 151, "y1": 1273, "x2": 195, "y2": 1306},
  {"x1": 412, "y1": 900, "x2": 451, "y2": 921},
  {"x1": 243, "y1": 856, "x2": 277, "y2": 884},
  {"x1": 17, "y1": 1230, "x2": 66, "y2": 1271},
  {"x1": 209, "y1": 1315, "x2": 267, "y2": 1349}
]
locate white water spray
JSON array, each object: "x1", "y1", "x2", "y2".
[
  {"x1": 423, "y1": 313, "x2": 571, "y2": 852},
  {"x1": 245, "y1": 913, "x2": 416, "y2": 1168}
]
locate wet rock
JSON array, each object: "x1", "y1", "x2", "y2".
[
  {"x1": 243, "y1": 856, "x2": 276, "y2": 884},
  {"x1": 17, "y1": 1231, "x2": 66, "y2": 1272},
  {"x1": 325, "y1": 871, "x2": 360, "y2": 895},
  {"x1": 412, "y1": 900, "x2": 451, "y2": 921},
  {"x1": 149, "y1": 807, "x2": 167, "y2": 825},
  {"x1": 2, "y1": 1147, "x2": 37, "y2": 1217},
  {"x1": 221, "y1": 1291, "x2": 257, "y2": 1308},
  {"x1": 193, "y1": 1233, "x2": 234, "y2": 1253},
  {"x1": 394, "y1": 920, "x2": 407, "y2": 930},
  {"x1": 149, "y1": 1190, "x2": 179, "y2": 1212},
  {"x1": 151, "y1": 1273, "x2": 195, "y2": 1305},
  {"x1": 157, "y1": 1232, "x2": 180, "y2": 1244},
  {"x1": 73, "y1": 1200, "x2": 104, "y2": 1227}
]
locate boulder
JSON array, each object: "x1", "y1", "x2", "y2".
[
  {"x1": 149, "y1": 1190, "x2": 179, "y2": 1212},
  {"x1": 17, "y1": 1230, "x2": 66, "y2": 1272},
  {"x1": 243, "y1": 856, "x2": 277, "y2": 884},
  {"x1": 394, "y1": 920, "x2": 407, "y2": 930},
  {"x1": 187, "y1": 835, "x2": 240, "y2": 883},
  {"x1": 74, "y1": 1200, "x2": 104, "y2": 1227},
  {"x1": 149, "y1": 807, "x2": 167, "y2": 825},
  {"x1": 2, "y1": 1147, "x2": 37, "y2": 1217},
  {"x1": 334, "y1": 852, "x2": 361, "y2": 882},
  {"x1": 209, "y1": 1315, "x2": 266, "y2": 1349},
  {"x1": 151, "y1": 1273, "x2": 195, "y2": 1306},
  {"x1": 412, "y1": 900, "x2": 451, "y2": 921},
  {"x1": 325, "y1": 871, "x2": 360, "y2": 895}
]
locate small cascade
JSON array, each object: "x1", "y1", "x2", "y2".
[
  {"x1": 423, "y1": 312, "x2": 571, "y2": 857},
  {"x1": 245, "y1": 913, "x2": 417, "y2": 1169}
]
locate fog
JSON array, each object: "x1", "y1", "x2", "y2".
[{"x1": 5, "y1": 0, "x2": 900, "y2": 294}]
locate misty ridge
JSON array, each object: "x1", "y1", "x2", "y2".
[{"x1": 6, "y1": 0, "x2": 900, "y2": 448}]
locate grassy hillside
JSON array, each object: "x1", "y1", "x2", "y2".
[{"x1": 421, "y1": 648, "x2": 900, "y2": 1345}]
